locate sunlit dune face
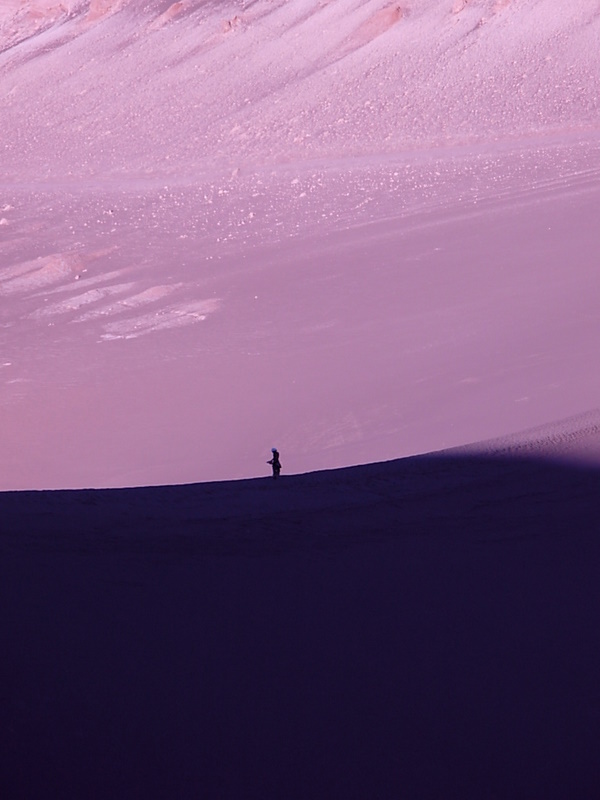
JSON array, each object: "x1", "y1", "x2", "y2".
[{"x1": 1, "y1": 0, "x2": 599, "y2": 489}]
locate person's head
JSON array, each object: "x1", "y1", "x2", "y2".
[{"x1": 271, "y1": 448, "x2": 278, "y2": 455}]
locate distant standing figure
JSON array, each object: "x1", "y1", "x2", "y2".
[{"x1": 267, "y1": 448, "x2": 281, "y2": 479}]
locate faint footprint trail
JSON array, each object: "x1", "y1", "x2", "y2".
[
  {"x1": 99, "y1": 298, "x2": 221, "y2": 340},
  {"x1": 0, "y1": 247, "x2": 221, "y2": 341},
  {"x1": 0, "y1": 246, "x2": 117, "y2": 296},
  {"x1": 30, "y1": 282, "x2": 137, "y2": 319},
  {"x1": 74, "y1": 284, "x2": 181, "y2": 322},
  {"x1": 0, "y1": 252, "x2": 85, "y2": 295}
]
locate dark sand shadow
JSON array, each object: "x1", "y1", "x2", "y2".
[{"x1": 1, "y1": 453, "x2": 599, "y2": 799}]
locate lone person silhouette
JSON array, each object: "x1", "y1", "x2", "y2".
[{"x1": 267, "y1": 448, "x2": 281, "y2": 479}]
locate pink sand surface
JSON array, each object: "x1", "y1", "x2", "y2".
[
  {"x1": 2, "y1": 5, "x2": 600, "y2": 797},
  {"x1": 1, "y1": 0, "x2": 600, "y2": 488}
]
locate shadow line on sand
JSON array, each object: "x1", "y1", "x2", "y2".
[{"x1": 1, "y1": 452, "x2": 599, "y2": 799}]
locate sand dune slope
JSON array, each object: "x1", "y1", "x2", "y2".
[
  {"x1": 1, "y1": 0, "x2": 599, "y2": 488},
  {"x1": 2, "y1": 439, "x2": 600, "y2": 798}
]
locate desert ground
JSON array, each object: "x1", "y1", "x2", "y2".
[{"x1": 2, "y1": 1, "x2": 599, "y2": 797}]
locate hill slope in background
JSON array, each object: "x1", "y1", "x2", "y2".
[
  {"x1": 1, "y1": 0, "x2": 599, "y2": 174},
  {"x1": 1, "y1": 0, "x2": 600, "y2": 488}
]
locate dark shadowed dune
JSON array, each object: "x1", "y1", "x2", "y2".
[{"x1": 2, "y1": 452, "x2": 600, "y2": 799}]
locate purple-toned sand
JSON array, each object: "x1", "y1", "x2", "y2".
[
  {"x1": 2, "y1": 0, "x2": 600, "y2": 488},
  {"x1": 1, "y1": 1, "x2": 600, "y2": 797}
]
